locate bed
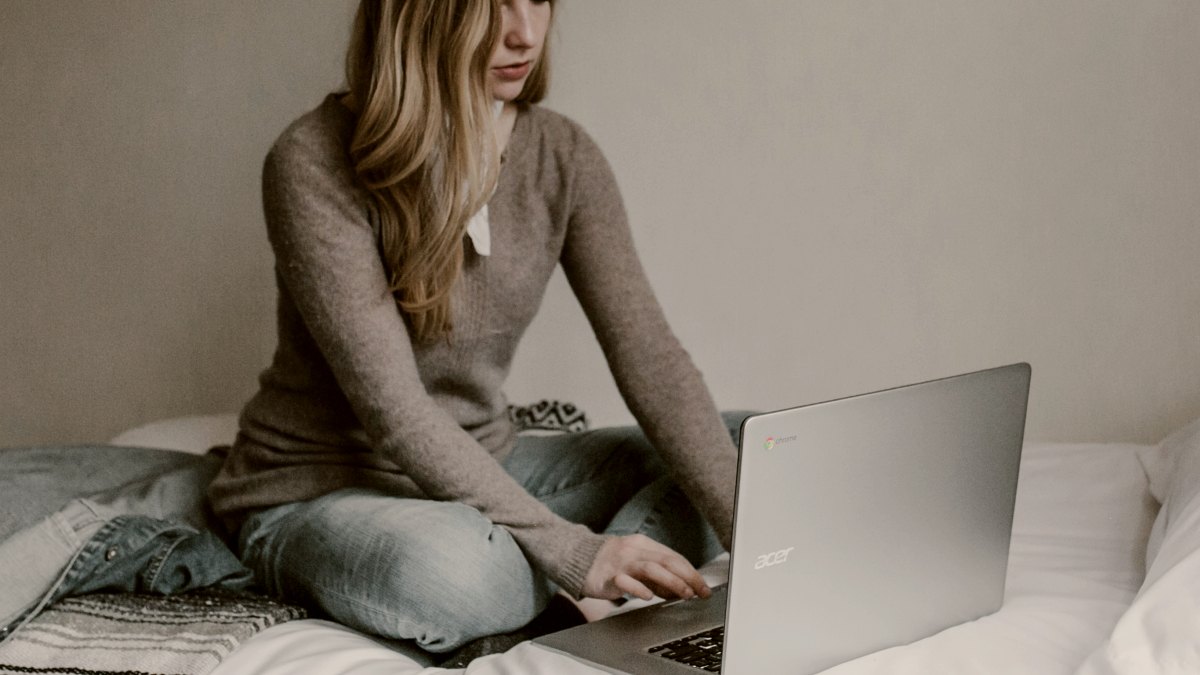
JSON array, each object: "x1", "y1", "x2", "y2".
[{"x1": 9, "y1": 413, "x2": 1200, "y2": 674}]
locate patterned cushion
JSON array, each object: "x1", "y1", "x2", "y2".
[{"x1": 507, "y1": 400, "x2": 588, "y2": 433}]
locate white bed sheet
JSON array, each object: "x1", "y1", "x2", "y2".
[
  {"x1": 109, "y1": 419, "x2": 1156, "y2": 674},
  {"x1": 819, "y1": 441, "x2": 1155, "y2": 675}
]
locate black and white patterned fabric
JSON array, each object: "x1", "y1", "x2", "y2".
[
  {"x1": 507, "y1": 400, "x2": 589, "y2": 434},
  {"x1": 0, "y1": 590, "x2": 303, "y2": 675}
]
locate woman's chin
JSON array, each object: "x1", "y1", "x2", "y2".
[{"x1": 490, "y1": 83, "x2": 524, "y2": 103}]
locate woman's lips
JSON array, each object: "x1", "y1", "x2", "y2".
[{"x1": 493, "y1": 61, "x2": 531, "y2": 81}]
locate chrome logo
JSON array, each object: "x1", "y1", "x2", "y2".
[{"x1": 763, "y1": 437, "x2": 776, "y2": 450}]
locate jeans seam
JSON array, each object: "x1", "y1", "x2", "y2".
[
  {"x1": 144, "y1": 532, "x2": 189, "y2": 590},
  {"x1": 517, "y1": 449, "x2": 648, "y2": 501},
  {"x1": 285, "y1": 567, "x2": 429, "y2": 641},
  {"x1": 524, "y1": 475, "x2": 625, "y2": 502}
]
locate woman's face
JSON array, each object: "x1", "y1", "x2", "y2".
[{"x1": 489, "y1": 0, "x2": 551, "y2": 102}]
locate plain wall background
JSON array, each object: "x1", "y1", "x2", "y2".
[{"x1": 2, "y1": 1, "x2": 1197, "y2": 447}]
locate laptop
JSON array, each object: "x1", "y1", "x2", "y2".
[{"x1": 533, "y1": 362, "x2": 1031, "y2": 674}]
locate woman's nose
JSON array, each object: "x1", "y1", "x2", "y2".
[{"x1": 503, "y1": 1, "x2": 536, "y2": 49}]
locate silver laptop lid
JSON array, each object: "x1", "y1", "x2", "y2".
[{"x1": 723, "y1": 363, "x2": 1030, "y2": 674}]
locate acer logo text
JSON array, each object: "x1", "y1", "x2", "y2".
[{"x1": 753, "y1": 546, "x2": 795, "y2": 570}]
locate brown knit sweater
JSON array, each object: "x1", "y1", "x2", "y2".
[{"x1": 206, "y1": 94, "x2": 738, "y2": 597}]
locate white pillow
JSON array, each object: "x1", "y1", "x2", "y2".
[
  {"x1": 1138, "y1": 416, "x2": 1200, "y2": 506},
  {"x1": 1075, "y1": 416, "x2": 1200, "y2": 674},
  {"x1": 109, "y1": 414, "x2": 239, "y2": 455}
]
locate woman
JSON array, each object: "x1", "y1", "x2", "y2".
[{"x1": 207, "y1": 0, "x2": 741, "y2": 656}]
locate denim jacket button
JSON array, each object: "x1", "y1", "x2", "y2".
[{"x1": 105, "y1": 547, "x2": 119, "y2": 561}]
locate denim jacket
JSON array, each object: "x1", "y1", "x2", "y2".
[{"x1": 0, "y1": 446, "x2": 252, "y2": 642}]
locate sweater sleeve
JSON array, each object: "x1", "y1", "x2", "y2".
[
  {"x1": 261, "y1": 132, "x2": 606, "y2": 596},
  {"x1": 557, "y1": 126, "x2": 739, "y2": 550}
]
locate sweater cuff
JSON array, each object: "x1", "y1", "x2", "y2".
[{"x1": 550, "y1": 531, "x2": 610, "y2": 599}]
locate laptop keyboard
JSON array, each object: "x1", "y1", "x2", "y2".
[{"x1": 647, "y1": 625, "x2": 724, "y2": 672}]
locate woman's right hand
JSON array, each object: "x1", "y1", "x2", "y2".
[{"x1": 581, "y1": 534, "x2": 712, "y2": 602}]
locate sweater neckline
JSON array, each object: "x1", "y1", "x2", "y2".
[{"x1": 501, "y1": 104, "x2": 528, "y2": 165}]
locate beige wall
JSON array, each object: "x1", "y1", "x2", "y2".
[{"x1": 2, "y1": 1, "x2": 1197, "y2": 447}]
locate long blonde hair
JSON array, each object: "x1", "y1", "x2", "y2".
[{"x1": 345, "y1": 0, "x2": 552, "y2": 343}]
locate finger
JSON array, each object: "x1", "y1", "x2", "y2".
[
  {"x1": 613, "y1": 573, "x2": 655, "y2": 601},
  {"x1": 630, "y1": 537, "x2": 707, "y2": 583},
  {"x1": 649, "y1": 550, "x2": 712, "y2": 599},
  {"x1": 634, "y1": 561, "x2": 696, "y2": 600}
]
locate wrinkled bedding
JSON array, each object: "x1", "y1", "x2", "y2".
[{"x1": 108, "y1": 417, "x2": 1180, "y2": 674}]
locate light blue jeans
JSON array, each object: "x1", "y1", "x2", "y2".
[
  {"x1": 237, "y1": 412, "x2": 746, "y2": 653},
  {"x1": 0, "y1": 446, "x2": 251, "y2": 643}
]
